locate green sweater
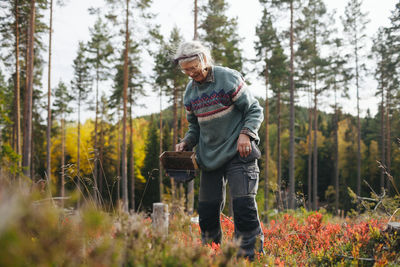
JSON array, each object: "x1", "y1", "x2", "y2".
[{"x1": 182, "y1": 66, "x2": 263, "y2": 171}]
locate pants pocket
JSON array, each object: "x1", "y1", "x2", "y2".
[
  {"x1": 228, "y1": 159, "x2": 260, "y2": 197},
  {"x1": 244, "y1": 167, "x2": 259, "y2": 195},
  {"x1": 237, "y1": 141, "x2": 261, "y2": 163}
]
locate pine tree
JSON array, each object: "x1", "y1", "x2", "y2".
[
  {"x1": 372, "y1": 24, "x2": 399, "y2": 193},
  {"x1": 266, "y1": 0, "x2": 301, "y2": 209},
  {"x1": 199, "y1": 0, "x2": 243, "y2": 72},
  {"x1": 387, "y1": 2, "x2": 400, "y2": 193},
  {"x1": 97, "y1": 93, "x2": 117, "y2": 206},
  {"x1": 22, "y1": 0, "x2": 36, "y2": 178},
  {"x1": 325, "y1": 37, "x2": 351, "y2": 213},
  {"x1": 255, "y1": 6, "x2": 279, "y2": 217},
  {"x1": 52, "y1": 81, "x2": 73, "y2": 200},
  {"x1": 296, "y1": 0, "x2": 332, "y2": 210},
  {"x1": 105, "y1": 0, "x2": 152, "y2": 212},
  {"x1": 153, "y1": 27, "x2": 187, "y2": 200},
  {"x1": 46, "y1": 0, "x2": 64, "y2": 187},
  {"x1": 389, "y1": 1, "x2": 400, "y2": 68},
  {"x1": 121, "y1": 0, "x2": 129, "y2": 212},
  {"x1": 111, "y1": 36, "x2": 146, "y2": 210},
  {"x1": 0, "y1": 0, "x2": 22, "y2": 166},
  {"x1": 86, "y1": 16, "x2": 114, "y2": 203},
  {"x1": 0, "y1": 0, "x2": 48, "y2": 179},
  {"x1": 0, "y1": 70, "x2": 18, "y2": 174},
  {"x1": 271, "y1": 46, "x2": 289, "y2": 210},
  {"x1": 71, "y1": 42, "x2": 92, "y2": 198},
  {"x1": 46, "y1": 0, "x2": 63, "y2": 187},
  {"x1": 342, "y1": 0, "x2": 370, "y2": 197},
  {"x1": 14, "y1": 0, "x2": 22, "y2": 169}
]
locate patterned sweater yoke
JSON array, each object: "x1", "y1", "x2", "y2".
[{"x1": 182, "y1": 66, "x2": 264, "y2": 171}]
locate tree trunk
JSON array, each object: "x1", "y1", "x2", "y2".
[
  {"x1": 99, "y1": 107, "x2": 104, "y2": 201},
  {"x1": 61, "y1": 111, "x2": 65, "y2": 207},
  {"x1": 173, "y1": 86, "x2": 178, "y2": 148},
  {"x1": 14, "y1": 0, "x2": 21, "y2": 170},
  {"x1": 380, "y1": 79, "x2": 385, "y2": 193},
  {"x1": 129, "y1": 90, "x2": 135, "y2": 211},
  {"x1": 312, "y1": 69, "x2": 319, "y2": 210},
  {"x1": 46, "y1": 0, "x2": 53, "y2": 187},
  {"x1": 76, "y1": 94, "x2": 81, "y2": 201},
  {"x1": 355, "y1": 34, "x2": 361, "y2": 198},
  {"x1": 288, "y1": 0, "x2": 295, "y2": 210},
  {"x1": 117, "y1": 107, "x2": 121, "y2": 201},
  {"x1": 171, "y1": 84, "x2": 178, "y2": 200},
  {"x1": 334, "y1": 86, "x2": 339, "y2": 214},
  {"x1": 194, "y1": 0, "x2": 198, "y2": 40},
  {"x1": 308, "y1": 106, "x2": 312, "y2": 210},
  {"x1": 264, "y1": 65, "x2": 269, "y2": 222},
  {"x1": 312, "y1": 24, "x2": 318, "y2": 211},
  {"x1": 277, "y1": 89, "x2": 282, "y2": 211},
  {"x1": 159, "y1": 90, "x2": 163, "y2": 202},
  {"x1": 93, "y1": 55, "x2": 99, "y2": 204},
  {"x1": 121, "y1": 0, "x2": 130, "y2": 212},
  {"x1": 385, "y1": 88, "x2": 391, "y2": 185},
  {"x1": 22, "y1": 0, "x2": 35, "y2": 179},
  {"x1": 152, "y1": 203, "x2": 169, "y2": 236}
]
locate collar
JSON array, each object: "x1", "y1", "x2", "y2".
[{"x1": 193, "y1": 66, "x2": 214, "y2": 85}]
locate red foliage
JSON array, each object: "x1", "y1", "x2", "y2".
[{"x1": 216, "y1": 212, "x2": 387, "y2": 265}]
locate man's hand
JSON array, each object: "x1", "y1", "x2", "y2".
[
  {"x1": 175, "y1": 141, "x2": 187, "y2": 152},
  {"x1": 237, "y1": 133, "x2": 251, "y2": 158}
]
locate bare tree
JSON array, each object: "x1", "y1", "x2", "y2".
[
  {"x1": 71, "y1": 42, "x2": 91, "y2": 200},
  {"x1": 121, "y1": 0, "x2": 129, "y2": 211},
  {"x1": 46, "y1": 0, "x2": 53, "y2": 186},
  {"x1": 22, "y1": 0, "x2": 35, "y2": 178},
  {"x1": 288, "y1": 0, "x2": 296, "y2": 209},
  {"x1": 14, "y1": 0, "x2": 22, "y2": 171},
  {"x1": 159, "y1": 89, "x2": 163, "y2": 202},
  {"x1": 129, "y1": 87, "x2": 135, "y2": 211}
]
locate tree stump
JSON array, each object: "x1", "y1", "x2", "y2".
[
  {"x1": 384, "y1": 222, "x2": 400, "y2": 235},
  {"x1": 152, "y1": 203, "x2": 169, "y2": 236}
]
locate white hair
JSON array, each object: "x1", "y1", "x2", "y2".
[{"x1": 174, "y1": 41, "x2": 214, "y2": 67}]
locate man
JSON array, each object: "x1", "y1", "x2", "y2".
[{"x1": 174, "y1": 41, "x2": 264, "y2": 260}]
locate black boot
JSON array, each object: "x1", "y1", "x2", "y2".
[
  {"x1": 198, "y1": 200, "x2": 224, "y2": 244},
  {"x1": 233, "y1": 196, "x2": 264, "y2": 260}
]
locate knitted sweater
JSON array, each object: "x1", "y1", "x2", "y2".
[{"x1": 182, "y1": 66, "x2": 264, "y2": 171}]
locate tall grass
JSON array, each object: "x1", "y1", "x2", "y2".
[
  {"x1": 1, "y1": 171, "x2": 399, "y2": 266},
  {"x1": 0, "y1": 173, "x2": 248, "y2": 266}
]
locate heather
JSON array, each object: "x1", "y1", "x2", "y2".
[{"x1": 1, "y1": 178, "x2": 399, "y2": 267}]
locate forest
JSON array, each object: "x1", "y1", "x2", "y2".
[
  {"x1": 1, "y1": 0, "x2": 400, "y2": 265},
  {"x1": 0, "y1": 0, "x2": 399, "y2": 225}
]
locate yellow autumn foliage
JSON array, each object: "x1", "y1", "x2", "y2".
[
  {"x1": 297, "y1": 128, "x2": 327, "y2": 155},
  {"x1": 50, "y1": 118, "x2": 150, "y2": 186},
  {"x1": 128, "y1": 118, "x2": 149, "y2": 183},
  {"x1": 337, "y1": 118, "x2": 367, "y2": 168}
]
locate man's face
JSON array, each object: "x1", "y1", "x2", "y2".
[{"x1": 180, "y1": 58, "x2": 208, "y2": 82}]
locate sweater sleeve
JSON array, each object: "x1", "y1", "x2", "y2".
[
  {"x1": 230, "y1": 74, "x2": 264, "y2": 141},
  {"x1": 182, "y1": 108, "x2": 200, "y2": 149},
  {"x1": 182, "y1": 82, "x2": 200, "y2": 149}
]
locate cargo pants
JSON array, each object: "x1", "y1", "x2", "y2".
[{"x1": 198, "y1": 142, "x2": 264, "y2": 260}]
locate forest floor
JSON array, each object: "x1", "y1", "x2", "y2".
[{"x1": 0, "y1": 180, "x2": 399, "y2": 266}]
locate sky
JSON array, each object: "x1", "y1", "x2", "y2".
[{"x1": 47, "y1": 0, "x2": 398, "y2": 120}]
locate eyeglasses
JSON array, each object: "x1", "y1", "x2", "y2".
[{"x1": 180, "y1": 60, "x2": 202, "y2": 75}]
